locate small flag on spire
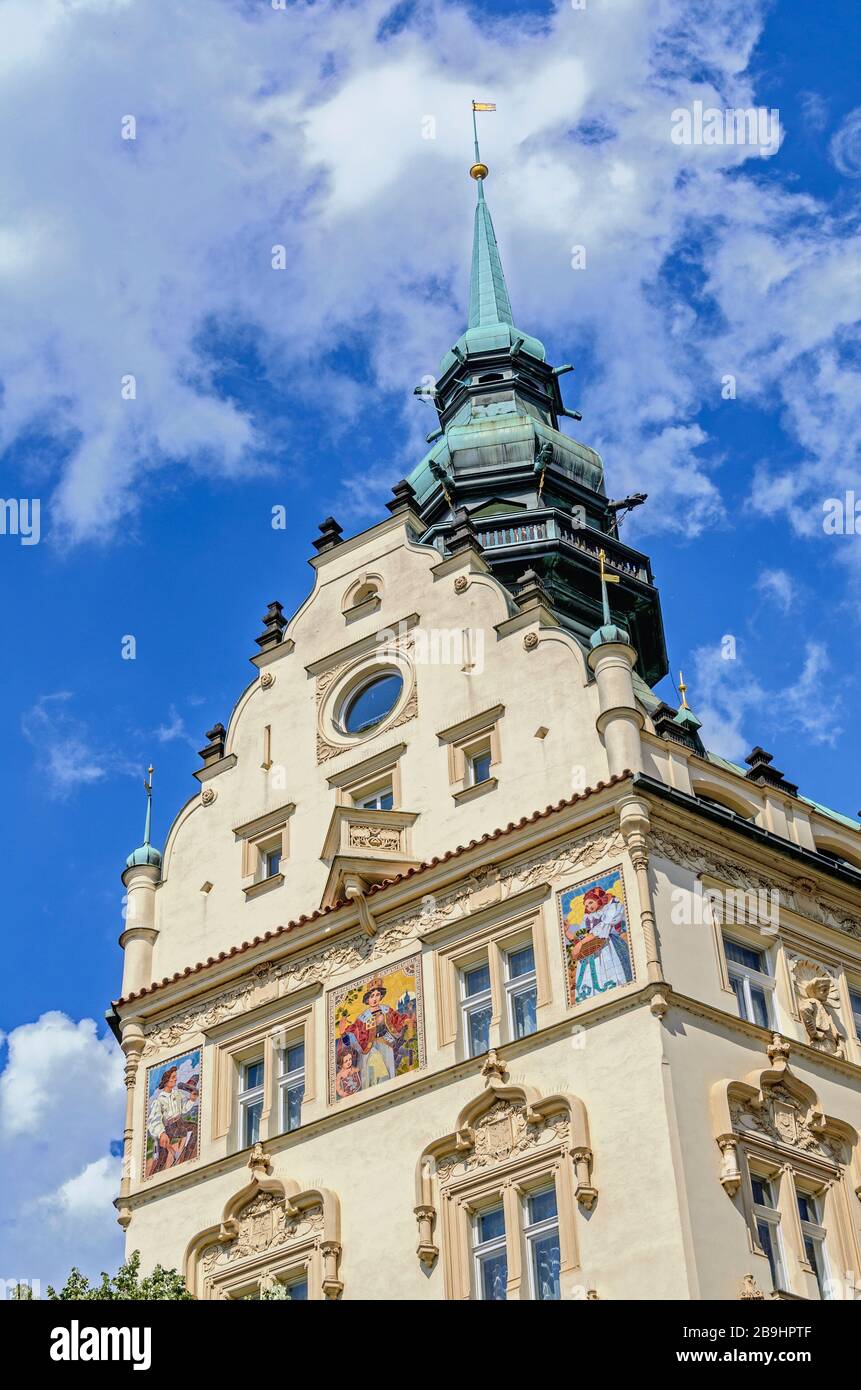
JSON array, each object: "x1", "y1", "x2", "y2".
[{"x1": 472, "y1": 101, "x2": 496, "y2": 112}]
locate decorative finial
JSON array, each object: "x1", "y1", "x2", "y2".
[
  {"x1": 678, "y1": 671, "x2": 689, "y2": 710},
  {"x1": 470, "y1": 99, "x2": 495, "y2": 181},
  {"x1": 481, "y1": 1048, "x2": 507, "y2": 1084},
  {"x1": 597, "y1": 548, "x2": 620, "y2": 627},
  {"x1": 143, "y1": 764, "x2": 154, "y2": 846}
]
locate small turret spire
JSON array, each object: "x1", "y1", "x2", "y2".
[
  {"x1": 598, "y1": 548, "x2": 621, "y2": 626},
  {"x1": 125, "y1": 762, "x2": 161, "y2": 871},
  {"x1": 678, "y1": 671, "x2": 689, "y2": 710}
]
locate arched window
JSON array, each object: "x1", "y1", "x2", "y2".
[
  {"x1": 414, "y1": 1056, "x2": 597, "y2": 1300},
  {"x1": 712, "y1": 1048, "x2": 860, "y2": 1300},
  {"x1": 185, "y1": 1147, "x2": 342, "y2": 1300}
]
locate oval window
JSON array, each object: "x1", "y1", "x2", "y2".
[{"x1": 342, "y1": 672, "x2": 403, "y2": 735}]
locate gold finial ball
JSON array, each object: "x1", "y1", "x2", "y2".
[{"x1": 469, "y1": 161, "x2": 489, "y2": 180}]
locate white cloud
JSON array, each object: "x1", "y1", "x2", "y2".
[
  {"x1": 692, "y1": 637, "x2": 839, "y2": 763},
  {"x1": 756, "y1": 567, "x2": 795, "y2": 613},
  {"x1": 37, "y1": 1155, "x2": 122, "y2": 1226},
  {"x1": 830, "y1": 107, "x2": 861, "y2": 178},
  {"x1": 0, "y1": 1012, "x2": 125, "y2": 1288},
  {"x1": 0, "y1": 0, "x2": 855, "y2": 549},
  {"x1": 20, "y1": 692, "x2": 137, "y2": 798}
]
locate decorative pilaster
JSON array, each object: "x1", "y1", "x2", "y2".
[
  {"x1": 414, "y1": 1205, "x2": 438, "y2": 1267},
  {"x1": 618, "y1": 798, "x2": 665, "y2": 992},
  {"x1": 117, "y1": 1020, "x2": 145, "y2": 1229},
  {"x1": 717, "y1": 1137, "x2": 741, "y2": 1196}
]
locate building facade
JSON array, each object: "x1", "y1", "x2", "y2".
[{"x1": 111, "y1": 160, "x2": 861, "y2": 1302}]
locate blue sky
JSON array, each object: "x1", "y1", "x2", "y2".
[{"x1": 0, "y1": 0, "x2": 859, "y2": 1287}]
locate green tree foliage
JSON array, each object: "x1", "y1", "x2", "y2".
[{"x1": 45, "y1": 1251, "x2": 193, "y2": 1301}]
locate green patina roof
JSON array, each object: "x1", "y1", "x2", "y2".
[
  {"x1": 469, "y1": 180, "x2": 513, "y2": 329},
  {"x1": 437, "y1": 180, "x2": 546, "y2": 378}
]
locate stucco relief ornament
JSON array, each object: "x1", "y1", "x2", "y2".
[
  {"x1": 201, "y1": 786, "x2": 217, "y2": 806},
  {"x1": 739, "y1": 1274, "x2": 765, "y2": 1300},
  {"x1": 791, "y1": 960, "x2": 845, "y2": 1057},
  {"x1": 648, "y1": 829, "x2": 861, "y2": 941},
  {"x1": 523, "y1": 631, "x2": 539, "y2": 651},
  {"x1": 453, "y1": 575, "x2": 468, "y2": 594},
  {"x1": 260, "y1": 671, "x2": 275, "y2": 689}
]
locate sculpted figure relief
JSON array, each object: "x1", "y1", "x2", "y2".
[{"x1": 791, "y1": 960, "x2": 845, "y2": 1058}]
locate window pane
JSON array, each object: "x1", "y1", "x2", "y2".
[
  {"x1": 850, "y1": 992, "x2": 861, "y2": 1040},
  {"x1": 507, "y1": 945, "x2": 535, "y2": 979},
  {"x1": 286, "y1": 1278, "x2": 308, "y2": 1301},
  {"x1": 530, "y1": 1231, "x2": 561, "y2": 1301},
  {"x1": 284, "y1": 1043, "x2": 304, "y2": 1075},
  {"x1": 477, "y1": 1206, "x2": 505, "y2": 1243},
  {"x1": 243, "y1": 1100, "x2": 262, "y2": 1147},
  {"x1": 757, "y1": 1220, "x2": 780, "y2": 1289},
  {"x1": 243, "y1": 1060, "x2": 264, "y2": 1090},
  {"x1": 379, "y1": 790, "x2": 394, "y2": 810},
  {"x1": 797, "y1": 1193, "x2": 815, "y2": 1223},
  {"x1": 479, "y1": 1250, "x2": 508, "y2": 1301},
  {"x1": 751, "y1": 1177, "x2": 771, "y2": 1207},
  {"x1": 283, "y1": 1083, "x2": 304, "y2": 1133},
  {"x1": 512, "y1": 986, "x2": 537, "y2": 1039},
  {"x1": 467, "y1": 1004, "x2": 492, "y2": 1057},
  {"x1": 266, "y1": 849, "x2": 282, "y2": 878},
  {"x1": 724, "y1": 939, "x2": 764, "y2": 972},
  {"x1": 729, "y1": 973, "x2": 746, "y2": 1017},
  {"x1": 528, "y1": 1188, "x2": 558, "y2": 1225},
  {"x1": 464, "y1": 963, "x2": 491, "y2": 997},
  {"x1": 343, "y1": 673, "x2": 402, "y2": 734},
  {"x1": 471, "y1": 752, "x2": 492, "y2": 784},
  {"x1": 749, "y1": 984, "x2": 770, "y2": 1029}
]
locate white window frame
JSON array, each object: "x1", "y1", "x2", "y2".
[
  {"x1": 724, "y1": 937, "x2": 775, "y2": 1028},
  {"x1": 750, "y1": 1174, "x2": 786, "y2": 1293},
  {"x1": 467, "y1": 746, "x2": 493, "y2": 787},
  {"x1": 848, "y1": 989, "x2": 861, "y2": 1043},
  {"x1": 461, "y1": 959, "x2": 493, "y2": 1059},
  {"x1": 524, "y1": 1185, "x2": 561, "y2": 1302},
  {"x1": 238, "y1": 1056, "x2": 265, "y2": 1149},
  {"x1": 796, "y1": 1189, "x2": 831, "y2": 1299},
  {"x1": 278, "y1": 1038, "x2": 306, "y2": 1135},
  {"x1": 355, "y1": 784, "x2": 394, "y2": 811},
  {"x1": 504, "y1": 943, "x2": 538, "y2": 1041},
  {"x1": 264, "y1": 843, "x2": 283, "y2": 880},
  {"x1": 472, "y1": 1202, "x2": 508, "y2": 1301}
]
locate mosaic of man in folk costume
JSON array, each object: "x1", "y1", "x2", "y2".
[{"x1": 348, "y1": 975, "x2": 411, "y2": 1089}]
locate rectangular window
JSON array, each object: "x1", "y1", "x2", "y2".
[
  {"x1": 724, "y1": 937, "x2": 773, "y2": 1028},
  {"x1": 279, "y1": 1041, "x2": 305, "y2": 1134},
  {"x1": 797, "y1": 1191, "x2": 830, "y2": 1299},
  {"x1": 505, "y1": 944, "x2": 537, "y2": 1040},
  {"x1": 356, "y1": 786, "x2": 394, "y2": 811},
  {"x1": 462, "y1": 962, "x2": 492, "y2": 1058},
  {"x1": 525, "y1": 1187, "x2": 561, "y2": 1301},
  {"x1": 238, "y1": 1057, "x2": 264, "y2": 1148},
  {"x1": 473, "y1": 1204, "x2": 507, "y2": 1301},
  {"x1": 849, "y1": 990, "x2": 861, "y2": 1042},
  {"x1": 750, "y1": 1176, "x2": 785, "y2": 1292},
  {"x1": 265, "y1": 847, "x2": 282, "y2": 879}
]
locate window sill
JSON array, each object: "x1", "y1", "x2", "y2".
[
  {"x1": 453, "y1": 777, "x2": 498, "y2": 805},
  {"x1": 243, "y1": 872, "x2": 284, "y2": 901}
]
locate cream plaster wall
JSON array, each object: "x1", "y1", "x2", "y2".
[
  {"x1": 150, "y1": 518, "x2": 614, "y2": 981},
  {"x1": 661, "y1": 1016, "x2": 861, "y2": 1301},
  {"x1": 127, "y1": 1009, "x2": 691, "y2": 1301}
]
